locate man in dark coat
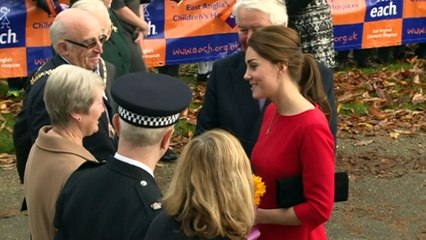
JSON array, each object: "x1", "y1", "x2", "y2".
[
  {"x1": 13, "y1": 8, "x2": 118, "y2": 184},
  {"x1": 54, "y1": 72, "x2": 192, "y2": 240},
  {"x1": 196, "y1": 0, "x2": 337, "y2": 157}
]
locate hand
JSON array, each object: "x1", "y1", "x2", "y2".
[{"x1": 134, "y1": 31, "x2": 144, "y2": 43}]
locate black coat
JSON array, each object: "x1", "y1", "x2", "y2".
[
  {"x1": 55, "y1": 157, "x2": 163, "y2": 240},
  {"x1": 144, "y1": 210, "x2": 230, "y2": 240},
  {"x1": 13, "y1": 55, "x2": 118, "y2": 183},
  {"x1": 195, "y1": 51, "x2": 337, "y2": 157}
]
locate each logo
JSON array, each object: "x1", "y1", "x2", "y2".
[
  {"x1": 0, "y1": 6, "x2": 18, "y2": 44},
  {"x1": 0, "y1": 7, "x2": 11, "y2": 29}
]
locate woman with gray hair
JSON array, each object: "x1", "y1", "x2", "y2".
[{"x1": 24, "y1": 64, "x2": 106, "y2": 240}]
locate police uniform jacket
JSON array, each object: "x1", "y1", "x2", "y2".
[
  {"x1": 54, "y1": 157, "x2": 163, "y2": 240},
  {"x1": 24, "y1": 126, "x2": 98, "y2": 240},
  {"x1": 13, "y1": 54, "x2": 118, "y2": 183},
  {"x1": 195, "y1": 51, "x2": 337, "y2": 157}
]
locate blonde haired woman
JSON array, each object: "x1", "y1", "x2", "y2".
[{"x1": 144, "y1": 129, "x2": 256, "y2": 240}]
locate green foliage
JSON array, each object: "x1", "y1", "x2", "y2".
[
  {"x1": 174, "y1": 119, "x2": 195, "y2": 137},
  {"x1": 0, "y1": 113, "x2": 15, "y2": 154},
  {"x1": 339, "y1": 102, "x2": 369, "y2": 116}
]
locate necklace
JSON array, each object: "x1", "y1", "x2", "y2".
[{"x1": 266, "y1": 111, "x2": 280, "y2": 135}]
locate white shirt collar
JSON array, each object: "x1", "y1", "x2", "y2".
[{"x1": 114, "y1": 153, "x2": 154, "y2": 178}]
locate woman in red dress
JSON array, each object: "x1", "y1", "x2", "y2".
[{"x1": 244, "y1": 25, "x2": 335, "y2": 240}]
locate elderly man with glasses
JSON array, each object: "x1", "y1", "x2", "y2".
[{"x1": 13, "y1": 8, "x2": 118, "y2": 191}]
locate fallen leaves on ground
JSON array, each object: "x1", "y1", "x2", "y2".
[
  {"x1": 0, "y1": 153, "x2": 16, "y2": 170},
  {"x1": 0, "y1": 59, "x2": 425, "y2": 162},
  {"x1": 0, "y1": 208, "x2": 20, "y2": 219},
  {"x1": 335, "y1": 58, "x2": 426, "y2": 137}
]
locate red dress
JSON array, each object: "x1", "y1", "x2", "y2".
[{"x1": 252, "y1": 103, "x2": 335, "y2": 240}]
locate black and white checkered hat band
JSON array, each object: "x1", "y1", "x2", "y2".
[{"x1": 118, "y1": 106, "x2": 180, "y2": 128}]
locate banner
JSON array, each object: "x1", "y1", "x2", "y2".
[
  {"x1": 0, "y1": 0, "x2": 425, "y2": 78},
  {"x1": 141, "y1": 0, "x2": 240, "y2": 67},
  {"x1": 0, "y1": 0, "x2": 63, "y2": 78},
  {"x1": 330, "y1": 0, "x2": 426, "y2": 51}
]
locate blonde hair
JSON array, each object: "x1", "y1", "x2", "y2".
[
  {"x1": 44, "y1": 65, "x2": 105, "y2": 128},
  {"x1": 163, "y1": 129, "x2": 255, "y2": 239}
]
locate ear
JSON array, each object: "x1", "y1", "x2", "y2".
[
  {"x1": 278, "y1": 62, "x2": 288, "y2": 74},
  {"x1": 70, "y1": 112, "x2": 81, "y2": 121},
  {"x1": 57, "y1": 41, "x2": 69, "y2": 56},
  {"x1": 160, "y1": 127, "x2": 174, "y2": 151},
  {"x1": 112, "y1": 114, "x2": 120, "y2": 137}
]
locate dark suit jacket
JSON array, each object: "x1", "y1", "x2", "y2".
[
  {"x1": 55, "y1": 158, "x2": 163, "y2": 240},
  {"x1": 196, "y1": 51, "x2": 337, "y2": 157},
  {"x1": 144, "y1": 210, "x2": 230, "y2": 240},
  {"x1": 13, "y1": 54, "x2": 118, "y2": 183}
]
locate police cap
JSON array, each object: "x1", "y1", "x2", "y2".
[{"x1": 111, "y1": 72, "x2": 192, "y2": 128}]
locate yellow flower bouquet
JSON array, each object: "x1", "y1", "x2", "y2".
[
  {"x1": 248, "y1": 174, "x2": 266, "y2": 240},
  {"x1": 253, "y1": 174, "x2": 266, "y2": 206}
]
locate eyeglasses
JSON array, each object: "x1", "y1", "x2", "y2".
[{"x1": 64, "y1": 34, "x2": 108, "y2": 49}]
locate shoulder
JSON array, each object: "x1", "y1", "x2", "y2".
[
  {"x1": 28, "y1": 55, "x2": 66, "y2": 90},
  {"x1": 61, "y1": 161, "x2": 104, "y2": 195},
  {"x1": 315, "y1": 61, "x2": 333, "y2": 90},
  {"x1": 316, "y1": 62, "x2": 332, "y2": 80},
  {"x1": 297, "y1": 108, "x2": 333, "y2": 142},
  {"x1": 300, "y1": 107, "x2": 329, "y2": 127},
  {"x1": 214, "y1": 51, "x2": 244, "y2": 68},
  {"x1": 146, "y1": 210, "x2": 185, "y2": 239},
  {"x1": 316, "y1": 61, "x2": 332, "y2": 76},
  {"x1": 100, "y1": 58, "x2": 116, "y2": 81},
  {"x1": 28, "y1": 58, "x2": 57, "y2": 86}
]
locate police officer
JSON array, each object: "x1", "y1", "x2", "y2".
[{"x1": 54, "y1": 72, "x2": 192, "y2": 240}]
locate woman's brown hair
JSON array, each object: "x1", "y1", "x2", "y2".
[{"x1": 247, "y1": 25, "x2": 331, "y2": 120}]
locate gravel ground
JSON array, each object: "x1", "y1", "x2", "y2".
[{"x1": 1, "y1": 132, "x2": 425, "y2": 240}]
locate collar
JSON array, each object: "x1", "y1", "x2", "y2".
[{"x1": 113, "y1": 153, "x2": 154, "y2": 177}]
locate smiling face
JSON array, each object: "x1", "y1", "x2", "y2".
[
  {"x1": 244, "y1": 47, "x2": 280, "y2": 99},
  {"x1": 60, "y1": 19, "x2": 104, "y2": 70},
  {"x1": 79, "y1": 87, "x2": 105, "y2": 137},
  {"x1": 236, "y1": 8, "x2": 272, "y2": 51}
]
